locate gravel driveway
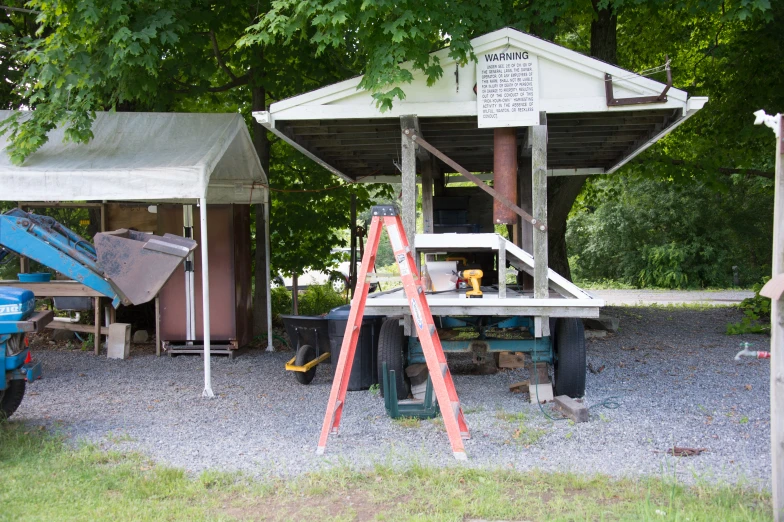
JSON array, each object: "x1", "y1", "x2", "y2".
[{"x1": 17, "y1": 306, "x2": 771, "y2": 488}]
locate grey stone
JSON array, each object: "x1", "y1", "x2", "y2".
[{"x1": 132, "y1": 329, "x2": 150, "y2": 343}]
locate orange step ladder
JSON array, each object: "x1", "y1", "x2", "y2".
[{"x1": 316, "y1": 206, "x2": 470, "y2": 460}]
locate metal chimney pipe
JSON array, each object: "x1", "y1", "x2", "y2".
[{"x1": 493, "y1": 127, "x2": 518, "y2": 224}]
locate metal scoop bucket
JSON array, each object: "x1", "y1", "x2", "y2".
[{"x1": 94, "y1": 229, "x2": 197, "y2": 306}]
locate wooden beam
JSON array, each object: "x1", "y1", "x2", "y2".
[{"x1": 0, "y1": 280, "x2": 104, "y2": 296}]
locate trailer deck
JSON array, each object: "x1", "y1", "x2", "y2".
[{"x1": 364, "y1": 233, "x2": 603, "y2": 318}]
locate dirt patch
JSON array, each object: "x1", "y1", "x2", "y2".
[{"x1": 220, "y1": 489, "x2": 385, "y2": 522}]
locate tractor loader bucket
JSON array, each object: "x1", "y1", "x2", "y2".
[{"x1": 94, "y1": 230, "x2": 197, "y2": 306}]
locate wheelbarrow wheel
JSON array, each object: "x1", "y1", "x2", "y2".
[
  {"x1": 377, "y1": 318, "x2": 409, "y2": 400},
  {"x1": 552, "y1": 318, "x2": 586, "y2": 398},
  {"x1": 0, "y1": 379, "x2": 26, "y2": 420},
  {"x1": 294, "y1": 344, "x2": 318, "y2": 385}
]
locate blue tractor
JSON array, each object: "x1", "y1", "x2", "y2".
[
  {"x1": 0, "y1": 287, "x2": 51, "y2": 418},
  {"x1": 0, "y1": 208, "x2": 198, "y2": 418}
]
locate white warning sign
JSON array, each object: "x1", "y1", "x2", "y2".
[{"x1": 476, "y1": 50, "x2": 539, "y2": 128}]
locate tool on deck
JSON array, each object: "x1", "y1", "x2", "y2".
[
  {"x1": 457, "y1": 269, "x2": 483, "y2": 298},
  {"x1": 317, "y1": 205, "x2": 470, "y2": 460}
]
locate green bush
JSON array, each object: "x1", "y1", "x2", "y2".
[
  {"x1": 270, "y1": 286, "x2": 292, "y2": 323},
  {"x1": 726, "y1": 278, "x2": 771, "y2": 335},
  {"x1": 567, "y1": 173, "x2": 773, "y2": 289},
  {"x1": 298, "y1": 284, "x2": 347, "y2": 316}
]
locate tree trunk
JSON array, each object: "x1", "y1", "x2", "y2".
[
  {"x1": 251, "y1": 71, "x2": 271, "y2": 335},
  {"x1": 292, "y1": 273, "x2": 299, "y2": 315},
  {"x1": 546, "y1": 2, "x2": 618, "y2": 281}
]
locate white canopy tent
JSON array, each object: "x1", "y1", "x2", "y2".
[{"x1": 0, "y1": 111, "x2": 272, "y2": 397}]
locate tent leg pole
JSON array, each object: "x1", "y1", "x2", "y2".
[
  {"x1": 200, "y1": 196, "x2": 214, "y2": 398},
  {"x1": 265, "y1": 193, "x2": 274, "y2": 352}
]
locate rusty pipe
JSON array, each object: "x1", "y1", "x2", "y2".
[{"x1": 493, "y1": 128, "x2": 518, "y2": 224}]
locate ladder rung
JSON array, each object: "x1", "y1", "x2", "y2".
[
  {"x1": 440, "y1": 362, "x2": 448, "y2": 377},
  {"x1": 451, "y1": 401, "x2": 461, "y2": 419}
]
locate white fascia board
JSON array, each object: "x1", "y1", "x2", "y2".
[
  {"x1": 605, "y1": 95, "x2": 708, "y2": 174},
  {"x1": 253, "y1": 111, "x2": 354, "y2": 182},
  {"x1": 272, "y1": 101, "x2": 477, "y2": 121}
]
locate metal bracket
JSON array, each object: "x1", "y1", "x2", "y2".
[{"x1": 605, "y1": 62, "x2": 671, "y2": 107}]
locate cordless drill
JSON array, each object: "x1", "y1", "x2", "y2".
[{"x1": 457, "y1": 269, "x2": 483, "y2": 298}]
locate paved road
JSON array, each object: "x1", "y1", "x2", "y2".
[{"x1": 590, "y1": 289, "x2": 753, "y2": 306}]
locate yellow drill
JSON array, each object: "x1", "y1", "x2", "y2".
[{"x1": 457, "y1": 269, "x2": 483, "y2": 298}]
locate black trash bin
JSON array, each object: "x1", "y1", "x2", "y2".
[{"x1": 327, "y1": 305, "x2": 383, "y2": 390}]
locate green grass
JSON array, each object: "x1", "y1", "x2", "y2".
[
  {"x1": 392, "y1": 416, "x2": 421, "y2": 428},
  {"x1": 0, "y1": 422, "x2": 772, "y2": 521}
]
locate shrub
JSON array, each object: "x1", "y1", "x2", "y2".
[
  {"x1": 298, "y1": 284, "x2": 347, "y2": 316},
  {"x1": 726, "y1": 277, "x2": 771, "y2": 335},
  {"x1": 270, "y1": 286, "x2": 292, "y2": 323}
]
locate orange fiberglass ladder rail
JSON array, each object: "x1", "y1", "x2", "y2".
[{"x1": 316, "y1": 205, "x2": 470, "y2": 460}]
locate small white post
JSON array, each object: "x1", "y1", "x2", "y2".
[
  {"x1": 199, "y1": 196, "x2": 214, "y2": 398},
  {"x1": 265, "y1": 191, "x2": 274, "y2": 352}
]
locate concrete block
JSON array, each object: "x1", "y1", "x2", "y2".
[
  {"x1": 107, "y1": 323, "x2": 131, "y2": 359},
  {"x1": 529, "y1": 382, "x2": 553, "y2": 404},
  {"x1": 132, "y1": 329, "x2": 149, "y2": 343},
  {"x1": 583, "y1": 314, "x2": 620, "y2": 332},
  {"x1": 584, "y1": 329, "x2": 607, "y2": 339},
  {"x1": 554, "y1": 395, "x2": 589, "y2": 423},
  {"x1": 411, "y1": 381, "x2": 428, "y2": 400}
]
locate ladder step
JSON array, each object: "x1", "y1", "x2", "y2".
[
  {"x1": 440, "y1": 362, "x2": 448, "y2": 377},
  {"x1": 451, "y1": 401, "x2": 461, "y2": 419}
]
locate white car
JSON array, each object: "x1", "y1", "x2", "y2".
[{"x1": 272, "y1": 248, "x2": 378, "y2": 293}]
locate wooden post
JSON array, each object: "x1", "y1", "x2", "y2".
[
  {"x1": 772, "y1": 116, "x2": 784, "y2": 522},
  {"x1": 155, "y1": 296, "x2": 161, "y2": 357},
  {"x1": 531, "y1": 113, "x2": 548, "y2": 337},
  {"x1": 401, "y1": 115, "x2": 418, "y2": 336},
  {"x1": 400, "y1": 116, "x2": 418, "y2": 255},
  {"x1": 94, "y1": 297, "x2": 101, "y2": 355},
  {"x1": 422, "y1": 157, "x2": 434, "y2": 235}
]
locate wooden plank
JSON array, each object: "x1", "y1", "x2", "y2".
[
  {"x1": 498, "y1": 352, "x2": 526, "y2": 368},
  {"x1": 400, "y1": 115, "x2": 418, "y2": 255},
  {"x1": 0, "y1": 280, "x2": 104, "y2": 297},
  {"x1": 47, "y1": 322, "x2": 109, "y2": 335},
  {"x1": 772, "y1": 116, "x2": 784, "y2": 522}
]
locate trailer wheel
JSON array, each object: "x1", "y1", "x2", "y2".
[
  {"x1": 294, "y1": 344, "x2": 318, "y2": 385},
  {"x1": 0, "y1": 380, "x2": 26, "y2": 419},
  {"x1": 552, "y1": 318, "x2": 586, "y2": 398},
  {"x1": 377, "y1": 318, "x2": 409, "y2": 400}
]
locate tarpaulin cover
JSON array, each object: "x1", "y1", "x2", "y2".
[{"x1": 0, "y1": 111, "x2": 266, "y2": 203}]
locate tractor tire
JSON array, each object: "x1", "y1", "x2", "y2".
[
  {"x1": 294, "y1": 344, "x2": 318, "y2": 385},
  {"x1": 552, "y1": 318, "x2": 586, "y2": 398},
  {"x1": 377, "y1": 318, "x2": 409, "y2": 400},
  {"x1": 0, "y1": 379, "x2": 26, "y2": 420}
]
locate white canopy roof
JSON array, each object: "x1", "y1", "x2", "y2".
[{"x1": 0, "y1": 111, "x2": 266, "y2": 204}]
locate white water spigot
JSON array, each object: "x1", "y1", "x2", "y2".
[{"x1": 735, "y1": 342, "x2": 771, "y2": 361}]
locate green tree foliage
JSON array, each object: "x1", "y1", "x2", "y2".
[{"x1": 568, "y1": 172, "x2": 773, "y2": 288}]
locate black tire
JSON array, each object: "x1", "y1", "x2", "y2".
[
  {"x1": 552, "y1": 318, "x2": 586, "y2": 398},
  {"x1": 0, "y1": 379, "x2": 26, "y2": 419},
  {"x1": 294, "y1": 344, "x2": 318, "y2": 385},
  {"x1": 377, "y1": 318, "x2": 409, "y2": 400}
]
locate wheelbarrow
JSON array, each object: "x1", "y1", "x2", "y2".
[{"x1": 280, "y1": 315, "x2": 331, "y2": 384}]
